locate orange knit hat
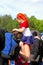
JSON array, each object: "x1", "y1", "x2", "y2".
[{"x1": 16, "y1": 13, "x2": 28, "y2": 21}]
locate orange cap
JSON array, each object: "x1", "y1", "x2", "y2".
[{"x1": 16, "y1": 13, "x2": 28, "y2": 21}]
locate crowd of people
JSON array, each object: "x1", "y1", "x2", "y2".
[{"x1": 0, "y1": 13, "x2": 43, "y2": 65}]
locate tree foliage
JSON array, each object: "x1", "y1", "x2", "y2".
[{"x1": 0, "y1": 15, "x2": 43, "y2": 32}]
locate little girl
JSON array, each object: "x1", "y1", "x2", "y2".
[{"x1": 12, "y1": 13, "x2": 34, "y2": 65}]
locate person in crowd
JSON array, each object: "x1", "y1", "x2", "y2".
[
  {"x1": 38, "y1": 36, "x2": 43, "y2": 65},
  {"x1": 0, "y1": 29, "x2": 5, "y2": 65},
  {"x1": 0, "y1": 29, "x2": 20, "y2": 65},
  {"x1": 30, "y1": 31, "x2": 41, "y2": 65},
  {"x1": 12, "y1": 13, "x2": 34, "y2": 65}
]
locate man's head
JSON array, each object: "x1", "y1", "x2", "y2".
[
  {"x1": 32, "y1": 31, "x2": 37, "y2": 36},
  {"x1": 12, "y1": 31, "x2": 22, "y2": 43}
]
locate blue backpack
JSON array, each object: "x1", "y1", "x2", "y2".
[{"x1": 1, "y1": 32, "x2": 18, "y2": 59}]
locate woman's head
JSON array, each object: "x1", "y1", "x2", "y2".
[{"x1": 16, "y1": 13, "x2": 28, "y2": 23}]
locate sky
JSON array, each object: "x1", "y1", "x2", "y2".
[{"x1": 0, "y1": 0, "x2": 43, "y2": 19}]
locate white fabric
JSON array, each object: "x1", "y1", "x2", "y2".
[
  {"x1": 41, "y1": 36, "x2": 43, "y2": 40},
  {"x1": 34, "y1": 36, "x2": 40, "y2": 40},
  {"x1": 23, "y1": 28, "x2": 32, "y2": 36}
]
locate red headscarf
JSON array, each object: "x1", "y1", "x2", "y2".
[{"x1": 16, "y1": 13, "x2": 28, "y2": 22}]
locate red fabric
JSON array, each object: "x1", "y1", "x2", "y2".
[
  {"x1": 15, "y1": 56, "x2": 28, "y2": 65},
  {"x1": 19, "y1": 21, "x2": 29, "y2": 28}
]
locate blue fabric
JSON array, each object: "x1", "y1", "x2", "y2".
[
  {"x1": 39, "y1": 61, "x2": 43, "y2": 65},
  {"x1": 10, "y1": 60, "x2": 15, "y2": 65},
  {"x1": 21, "y1": 36, "x2": 34, "y2": 44},
  {"x1": 1, "y1": 32, "x2": 18, "y2": 55},
  {"x1": 41, "y1": 62, "x2": 43, "y2": 65}
]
